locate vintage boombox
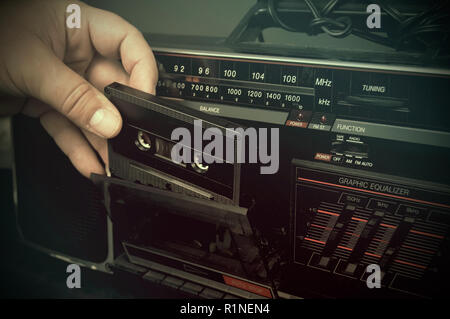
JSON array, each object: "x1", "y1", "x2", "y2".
[{"x1": 12, "y1": 1, "x2": 450, "y2": 299}]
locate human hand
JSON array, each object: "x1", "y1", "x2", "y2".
[{"x1": 0, "y1": 0, "x2": 158, "y2": 177}]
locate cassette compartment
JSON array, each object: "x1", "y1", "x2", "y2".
[{"x1": 91, "y1": 174, "x2": 275, "y2": 297}]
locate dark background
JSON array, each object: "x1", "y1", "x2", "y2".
[{"x1": 0, "y1": 0, "x2": 444, "y2": 299}]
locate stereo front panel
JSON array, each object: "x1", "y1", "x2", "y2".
[
  {"x1": 292, "y1": 160, "x2": 450, "y2": 297},
  {"x1": 154, "y1": 50, "x2": 450, "y2": 132}
]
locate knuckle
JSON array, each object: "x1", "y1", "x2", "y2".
[
  {"x1": 128, "y1": 26, "x2": 143, "y2": 38},
  {"x1": 60, "y1": 82, "x2": 97, "y2": 124}
]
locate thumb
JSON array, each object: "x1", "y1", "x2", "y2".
[{"x1": 20, "y1": 40, "x2": 122, "y2": 138}]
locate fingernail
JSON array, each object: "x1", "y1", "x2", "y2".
[{"x1": 89, "y1": 108, "x2": 120, "y2": 137}]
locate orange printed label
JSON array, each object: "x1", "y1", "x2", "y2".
[
  {"x1": 222, "y1": 275, "x2": 273, "y2": 298},
  {"x1": 285, "y1": 120, "x2": 308, "y2": 128},
  {"x1": 314, "y1": 153, "x2": 332, "y2": 162}
]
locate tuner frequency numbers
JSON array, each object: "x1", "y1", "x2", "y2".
[{"x1": 157, "y1": 75, "x2": 314, "y2": 110}]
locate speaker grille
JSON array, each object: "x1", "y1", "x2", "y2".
[{"x1": 13, "y1": 115, "x2": 108, "y2": 262}]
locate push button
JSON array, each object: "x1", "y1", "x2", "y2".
[
  {"x1": 309, "y1": 253, "x2": 338, "y2": 271},
  {"x1": 180, "y1": 282, "x2": 204, "y2": 295},
  {"x1": 344, "y1": 263, "x2": 358, "y2": 275},
  {"x1": 285, "y1": 110, "x2": 312, "y2": 128},
  {"x1": 308, "y1": 112, "x2": 335, "y2": 131},
  {"x1": 143, "y1": 270, "x2": 165, "y2": 284},
  {"x1": 318, "y1": 256, "x2": 331, "y2": 268},
  {"x1": 200, "y1": 288, "x2": 224, "y2": 299},
  {"x1": 334, "y1": 260, "x2": 366, "y2": 279},
  {"x1": 161, "y1": 276, "x2": 184, "y2": 289}
]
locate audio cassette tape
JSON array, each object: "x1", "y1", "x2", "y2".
[{"x1": 105, "y1": 82, "x2": 246, "y2": 206}]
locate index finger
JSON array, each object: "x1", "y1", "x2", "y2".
[{"x1": 84, "y1": 6, "x2": 158, "y2": 93}]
